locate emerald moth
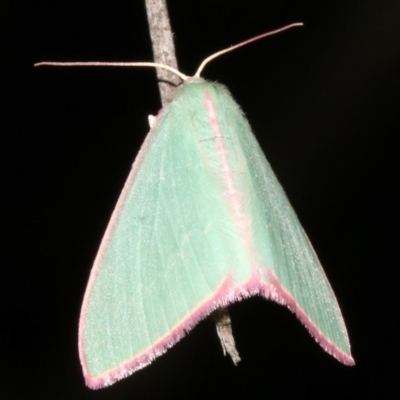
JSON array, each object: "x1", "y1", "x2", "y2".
[{"x1": 37, "y1": 23, "x2": 354, "y2": 388}]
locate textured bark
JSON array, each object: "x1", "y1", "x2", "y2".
[
  {"x1": 144, "y1": 0, "x2": 180, "y2": 105},
  {"x1": 213, "y1": 308, "x2": 241, "y2": 364}
]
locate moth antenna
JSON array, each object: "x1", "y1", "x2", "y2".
[
  {"x1": 34, "y1": 23, "x2": 302, "y2": 81},
  {"x1": 194, "y1": 22, "x2": 303, "y2": 77},
  {"x1": 34, "y1": 61, "x2": 189, "y2": 81}
]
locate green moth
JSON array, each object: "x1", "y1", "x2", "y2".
[{"x1": 38, "y1": 23, "x2": 354, "y2": 388}]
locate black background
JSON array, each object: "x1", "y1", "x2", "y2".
[{"x1": 4, "y1": 1, "x2": 398, "y2": 398}]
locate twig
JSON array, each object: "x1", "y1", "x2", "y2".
[
  {"x1": 144, "y1": 0, "x2": 240, "y2": 364},
  {"x1": 144, "y1": 0, "x2": 180, "y2": 105}
]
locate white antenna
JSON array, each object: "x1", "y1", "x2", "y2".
[
  {"x1": 35, "y1": 23, "x2": 303, "y2": 80},
  {"x1": 195, "y1": 23, "x2": 303, "y2": 77}
]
